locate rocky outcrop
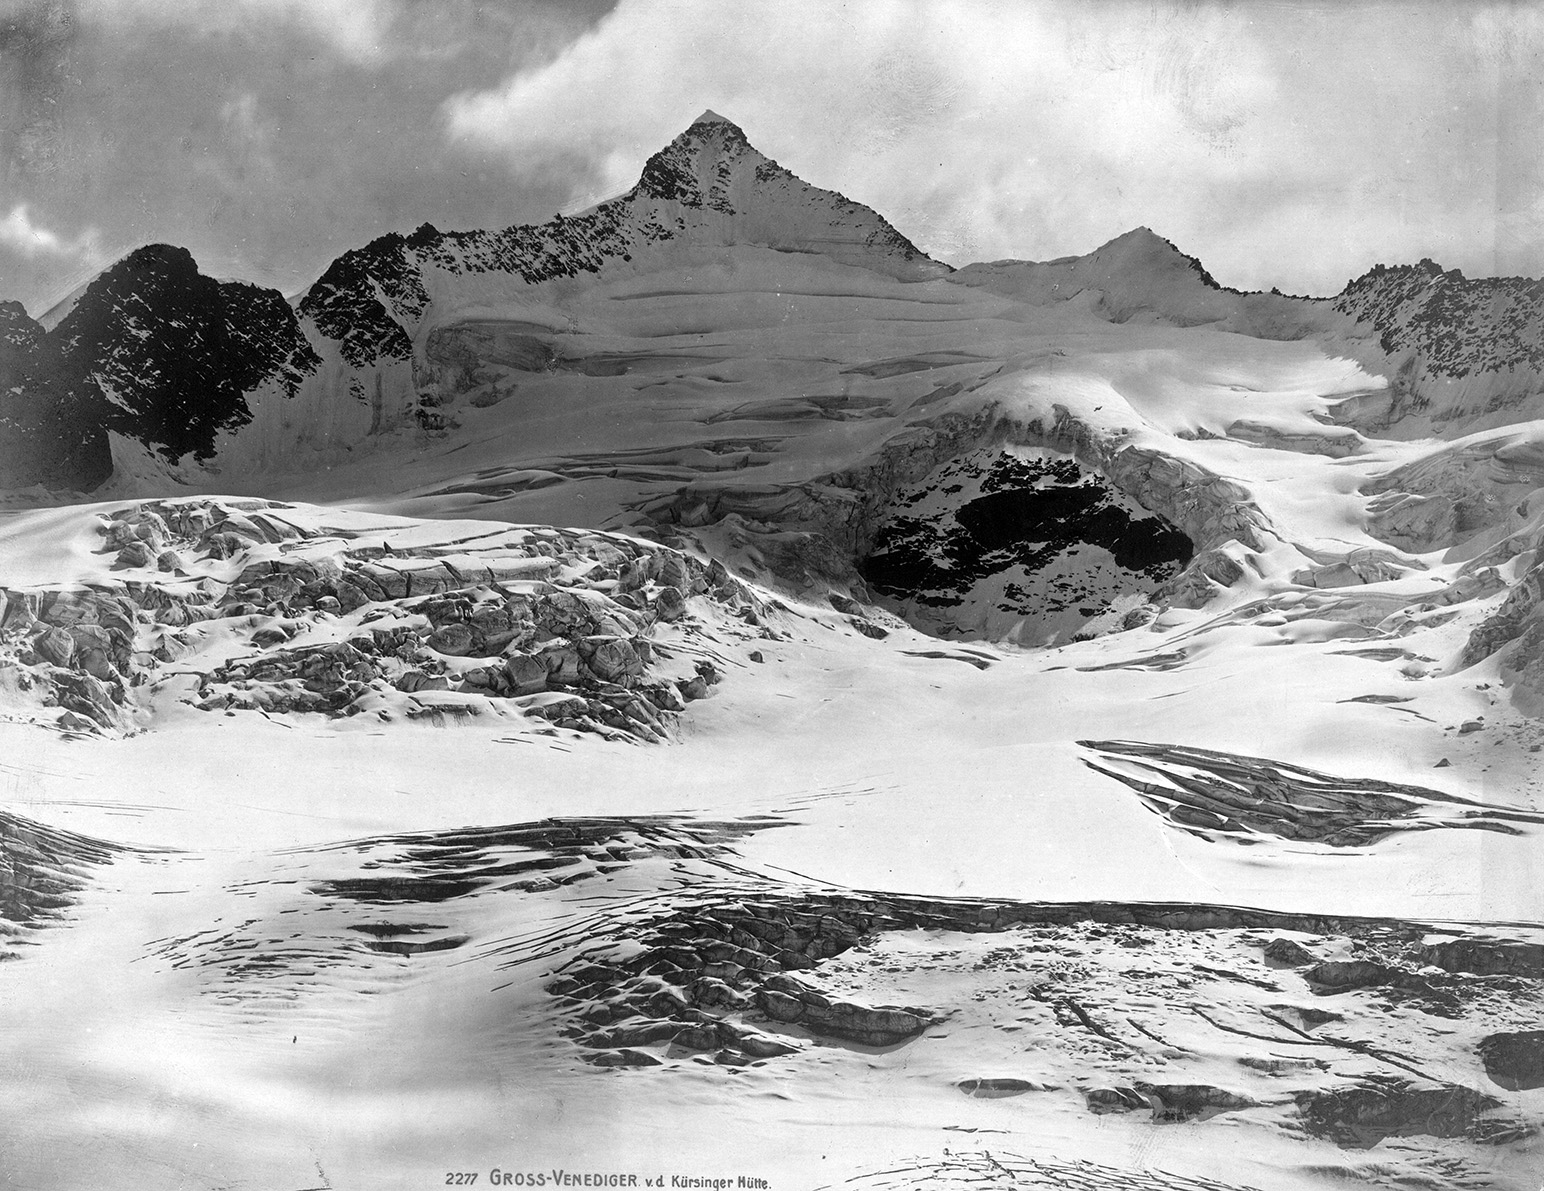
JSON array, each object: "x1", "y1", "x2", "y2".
[
  {"x1": 53, "y1": 245, "x2": 322, "y2": 459},
  {"x1": 1295, "y1": 1082, "x2": 1507, "y2": 1148},
  {"x1": 1479, "y1": 1030, "x2": 1544, "y2": 1091},
  {"x1": 0, "y1": 809, "x2": 124, "y2": 934},
  {"x1": 0, "y1": 299, "x2": 110, "y2": 489},
  {"x1": 1332, "y1": 260, "x2": 1544, "y2": 429},
  {"x1": 1013, "y1": 405, "x2": 1274, "y2": 612},
  {"x1": 857, "y1": 446, "x2": 1193, "y2": 642},
  {"x1": 0, "y1": 247, "x2": 320, "y2": 486},
  {"x1": 1080, "y1": 739, "x2": 1544, "y2": 846},
  {"x1": 636, "y1": 401, "x2": 1270, "y2": 638}
]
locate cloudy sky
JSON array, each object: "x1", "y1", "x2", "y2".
[{"x1": 1, "y1": 0, "x2": 1541, "y2": 315}]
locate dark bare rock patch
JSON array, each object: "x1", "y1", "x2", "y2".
[
  {"x1": 1080, "y1": 739, "x2": 1544, "y2": 845},
  {"x1": 1295, "y1": 1081, "x2": 1510, "y2": 1148},
  {"x1": 1479, "y1": 1029, "x2": 1544, "y2": 1091},
  {"x1": 861, "y1": 450, "x2": 1193, "y2": 642},
  {"x1": 0, "y1": 809, "x2": 126, "y2": 930}
]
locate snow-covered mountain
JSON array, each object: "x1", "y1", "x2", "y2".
[
  {"x1": 301, "y1": 109, "x2": 947, "y2": 372},
  {"x1": 5, "y1": 114, "x2": 1540, "y2": 493},
  {"x1": 3, "y1": 111, "x2": 1544, "y2": 1191},
  {"x1": 8, "y1": 111, "x2": 1544, "y2": 657}
]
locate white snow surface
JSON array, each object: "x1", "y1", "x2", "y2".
[{"x1": 1, "y1": 472, "x2": 1542, "y2": 1190}]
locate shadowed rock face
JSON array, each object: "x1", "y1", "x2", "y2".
[
  {"x1": 859, "y1": 450, "x2": 1193, "y2": 641},
  {"x1": 0, "y1": 246, "x2": 319, "y2": 486},
  {"x1": 52, "y1": 245, "x2": 320, "y2": 462},
  {"x1": 0, "y1": 300, "x2": 110, "y2": 489}
]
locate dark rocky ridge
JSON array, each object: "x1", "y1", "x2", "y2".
[
  {"x1": 1326, "y1": 260, "x2": 1544, "y2": 431},
  {"x1": 0, "y1": 246, "x2": 318, "y2": 488},
  {"x1": 1336, "y1": 260, "x2": 1544, "y2": 380},
  {"x1": 54, "y1": 245, "x2": 321, "y2": 459}
]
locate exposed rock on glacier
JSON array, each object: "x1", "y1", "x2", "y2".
[
  {"x1": 1479, "y1": 1029, "x2": 1544, "y2": 1091},
  {"x1": 859, "y1": 447, "x2": 1193, "y2": 643},
  {"x1": 0, "y1": 808, "x2": 128, "y2": 938},
  {"x1": 1080, "y1": 740, "x2": 1544, "y2": 846},
  {"x1": 1295, "y1": 1082, "x2": 1508, "y2": 1149}
]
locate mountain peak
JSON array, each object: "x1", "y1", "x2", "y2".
[
  {"x1": 1094, "y1": 227, "x2": 1187, "y2": 260},
  {"x1": 1087, "y1": 227, "x2": 1224, "y2": 291},
  {"x1": 624, "y1": 117, "x2": 947, "y2": 280},
  {"x1": 298, "y1": 112, "x2": 950, "y2": 369}
]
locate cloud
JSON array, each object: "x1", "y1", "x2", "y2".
[
  {"x1": 440, "y1": 0, "x2": 1538, "y2": 293},
  {"x1": 84, "y1": 0, "x2": 613, "y2": 67},
  {"x1": 1, "y1": 0, "x2": 1536, "y2": 314},
  {"x1": 88, "y1": 0, "x2": 400, "y2": 63},
  {"x1": 436, "y1": 0, "x2": 1288, "y2": 274},
  {"x1": 0, "y1": 204, "x2": 102, "y2": 264}
]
